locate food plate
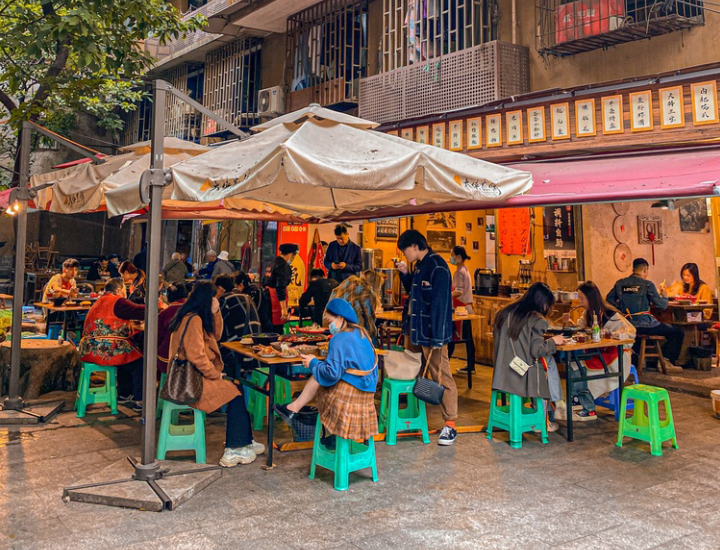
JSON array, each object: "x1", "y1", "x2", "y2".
[
  {"x1": 240, "y1": 338, "x2": 254, "y2": 345},
  {"x1": 259, "y1": 353, "x2": 276, "y2": 358},
  {"x1": 297, "y1": 326, "x2": 327, "y2": 334},
  {"x1": 280, "y1": 334, "x2": 327, "y2": 345}
]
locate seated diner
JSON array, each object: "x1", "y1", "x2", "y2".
[{"x1": 274, "y1": 298, "x2": 379, "y2": 443}]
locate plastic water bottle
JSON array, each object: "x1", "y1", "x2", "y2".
[{"x1": 591, "y1": 314, "x2": 600, "y2": 343}]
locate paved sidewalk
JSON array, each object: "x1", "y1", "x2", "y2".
[{"x1": 1, "y1": 363, "x2": 719, "y2": 550}]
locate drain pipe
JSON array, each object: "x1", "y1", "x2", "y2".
[{"x1": 511, "y1": 0, "x2": 517, "y2": 44}]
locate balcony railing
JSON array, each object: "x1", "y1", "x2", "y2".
[
  {"x1": 536, "y1": 0, "x2": 704, "y2": 57},
  {"x1": 359, "y1": 41, "x2": 529, "y2": 125},
  {"x1": 140, "y1": 0, "x2": 233, "y2": 64}
]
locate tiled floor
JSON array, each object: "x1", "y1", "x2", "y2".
[{"x1": 1, "y1": 361, "x2": 719, "y2": 550}]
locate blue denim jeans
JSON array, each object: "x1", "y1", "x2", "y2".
[{"x1": 545, "y1": 356, "x2": 595, "y2": 412}]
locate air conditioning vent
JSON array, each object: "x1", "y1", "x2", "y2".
[{"x1": 258, "y1": 86, "x2": 286, "y2": 117}]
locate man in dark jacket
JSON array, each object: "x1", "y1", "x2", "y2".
[
  {"x1": 397, "y1": 229, "x2": 457, "y2": 446},
  {"x1": 299, "y1": 268, "x2": 339, "y2": 326},
  {"x1": 87, "y1": 255, "x2": 110, "y2": 281},
  {"x1": 607, "y1": 257, "x2": 684, "y2": 372},
  {"x1": 324, "y1": 224, "x2": 362, "y2": 283}
]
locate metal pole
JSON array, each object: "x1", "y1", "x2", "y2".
[
  {"x1": 3, "y1": 125, "x2": 31, "y2": 411},
  {"x1": 135, "y1": 80, "x2": 166, "y2": 479}
]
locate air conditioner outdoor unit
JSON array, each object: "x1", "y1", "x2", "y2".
[{"x1": 258, "y1": 86, "x2": 285, "y2": 117}]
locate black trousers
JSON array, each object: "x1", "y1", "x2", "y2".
[
  {"x1": 272, "y1": 324, "x2": 285, "y2": 335},
  {"x1": 635, "y1": 323, "x2": 685, "y2": 364},
  {"x1": 225, "y1": 395, "x2": 253, "y2": 449},
  {"x1": 448, "y1": 320, "x2": 476, "y2": 373},
  {"x1": 116, "y1": 358, "x2": 144, "y2": 400}
]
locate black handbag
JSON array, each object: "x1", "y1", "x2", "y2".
[
  {"x1": 412, "y1": 350, "x2": 445, "y2": 406},
  {"x1": 159, "y1": 314, "x2": 203, "y2": 406}
]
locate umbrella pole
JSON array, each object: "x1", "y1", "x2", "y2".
[
  {"x1": 0, "y1": 122, "x2": 63, "y2": 424},
  {"x1": 63, "y1": 80, "x2": 222, "y2": 511}
]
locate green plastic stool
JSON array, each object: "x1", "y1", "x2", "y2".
[
  {"x1": 378, "y1": 377, "x2": 430, "y2": 445},
  {"x1": 617, "y1": 384, "x2": 678, "y2": 456},
  {"x1": 156, "y1": 400, "x2": 206, "y2": 463},
  {"x1": 486, "y1": 390, "x2": 548, "y2": 448},
  {"x1": 247, "y1": 368, "x2": 292, "y2": 431},
  {"x1": 75, "y1": 362, "x2": 118, "y2": 418},
  {"x1": 156, "y1": 372, "x2": 168, "y2": 419},
  {"x1": 309, "y1": 416, "x2": 378, "y2": 491}
]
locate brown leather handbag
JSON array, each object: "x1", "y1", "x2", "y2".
[{"x1": 159, "y1": 314, "x2": 203, "y2": 405}]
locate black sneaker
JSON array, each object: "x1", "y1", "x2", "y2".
[
  {"x1": 118, "y1": 394, "x2": 134, "y2": 403},
  {"x1": 130, "y1": 401, "x2": 143, "y2": 413},
  {"x1": 438, "y1": 426, "x2": 457, "y2": 446},
  {"x1": 273, "y1": 404, "x2": 296, "y2": 426},
  {"x1": 573, "y1": 409, "x2": 597, "y2": 422}
]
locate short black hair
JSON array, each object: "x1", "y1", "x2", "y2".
[
  {"x1": 214, "y1": 274, "x2": 235, "y2": 293},
  {"x1": 633, "y1": 258, "x2": 649, "y2": 271},
  {"x1": 279, "y1": 243, "x2": 299, "y2": 255},
  {"x1": 234, "y1": 271, "x2": 250, "y2": 288},
  {"x1": 452, "y1": 246, "x2": 470, "y2": 261},
  {"x1": 109, "y1": 253, "x2": 119, "y2": 260},
  {"x1": 310, "y1": 268, "x2": 325, "y2": 279},
  {"x1": 334, "y1": 224, "x2": 349, "y2": 236},
  {"x1": 397, "y1": 230, "x2": 428, "y2": 251},
  {"x1": 98, "y1": 255, "x2": 108, "y2": 262},
  {"x1": 63, "y1": 258, "x2": 80, "y2": 270},
  {"x1": 167, "y1": 283, "x2": 188, "y2": 303}
]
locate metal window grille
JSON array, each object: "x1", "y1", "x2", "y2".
[
  {"x1": 286, "y1": 0, "x2": 369, "y2": 105},
  {"x1": 203, "y1": 38, "x2": 262, "y2": 131},
  {"x1": 360, "y1": 40, "x2": 528, "y2": 124},
  {"x1": 382, "y1": 0, "x2": 497, "y2": 73},
  {"x1": 536, "y1": 0, "x2": 704, "y2": 57}
]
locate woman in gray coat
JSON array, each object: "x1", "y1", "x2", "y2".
[{"x1": 492, "y1": 283, "x2": 566, "y2": 400}]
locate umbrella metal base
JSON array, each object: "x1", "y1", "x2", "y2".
[
  {"x1": 0, "y1": 399, "x2": 64, "y2": 425},
  {"x1": 63, "y1": 457, "x2": 222, "y2": 512}
]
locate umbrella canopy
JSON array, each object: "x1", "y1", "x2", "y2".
[
  {"x1": 250, "y1": 103, "x2": 378, "y2": 133},
  {"x1": 105, "y1": 113, "x2": 533, "y2": 219},
  {"x1": 29, "y1": 138, "x2": 211, "y2": 214}
]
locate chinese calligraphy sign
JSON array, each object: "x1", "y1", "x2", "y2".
[
  {"x1": 486, "y1": 114, "x2": 502, "y2": 147},
  {"x1": 467, "y1": 117, "x2": 481, "y2": 149},
  {"x1": 432, "y1": 123, "x2": 445, "y2": 148},
  {"x1": 660, "y1": 86, "x2": 685, "y2": 129},
  {"x1": 602, "y1": 95, "x2": 624, "y2": 135},
  {"x1": 416, "y1": 125, "x2": 429, "y2": 144},
  {"x1": 527, "y1": 107, "x2": 546, "y2": 143},
  {"x1": 401, "y1": 128, "x2": 414, "y2": 140},
  {"x1": 691, "y1": 81, "x2": 719, "y2": 125},
  {"x1": 498, "y1": 208, "x2": 532, "y2": 255},
  {"x1": 449, "y1": 120, "x2": 463, "y2": 151},
  {"x1": 575, "y1": 98, "x2": 596, "y2": 137},
  {"x1": 629, "y1": 91, "x2": 653, "y2": 132},
  {"x1": 506, "y1": 110, "x2": 523, "y2": 145},
  {"x1": 551, "y1": 103, "x2": 570, "y2": 140}
]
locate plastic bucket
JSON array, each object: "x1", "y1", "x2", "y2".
[
  {"x1": 291, "y1": 406, "x2": 318, "y2": 442},
  {"x1": 711, "y1": 390, "x2": 720, "y2": 418}
]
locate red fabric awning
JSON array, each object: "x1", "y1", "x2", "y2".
[
  {"x1": 51, "y1": 155, "x2": 105, "y2": 170},
  {"x1": 335, "y1": 148, "x2": 720, "y2": 220}
]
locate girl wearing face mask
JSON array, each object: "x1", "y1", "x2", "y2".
[{"x1": 274, "y1": 298, "x2": 379, "y2": 442}]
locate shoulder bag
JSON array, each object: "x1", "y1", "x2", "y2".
[
  {"x1": 159, "y1": 314, "x2": 204, "y2": 405},
  {"x1": 413, "y1": 349, "x2": 445, "y2": 406}
]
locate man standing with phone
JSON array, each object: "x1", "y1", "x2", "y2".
[
  {"x1": 396, "y1": 230, "x2": 457, "y2": 446},
  {"x1": 325, "y1": 224, "x2": 362, "y2": 283}
]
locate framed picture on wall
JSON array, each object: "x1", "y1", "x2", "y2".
[
  {"x1": 679, "y1": 199, "x2": 710, "y2": 232},
  {"x1": 375, "y1": 218, "x2": 400, "y2": 241},
  {"x1": 427, "y1": 231, "x2": 457, "y2": 252},
  {"x1": 427, "y1": 212, "x2": 456, "y2": 229}
]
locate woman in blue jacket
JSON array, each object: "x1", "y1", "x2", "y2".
[{"x1": 275, "y1": 298, "x2": 378, "y2": 441}]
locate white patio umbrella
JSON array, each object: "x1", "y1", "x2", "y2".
[
  {"x1": 105, "y1": 111, "x2": 533, "y2": 219},
  {"x1": 29, "y1": 137, "x2": 211, "y2": 214}
]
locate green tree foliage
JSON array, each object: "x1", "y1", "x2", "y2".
[{"x1": 0, "y1": 0, "x2": 205, "y2": 184}]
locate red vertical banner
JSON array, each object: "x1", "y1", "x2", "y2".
[
  {"x1": 277, "y1": 222, "x2": 309, "y2": 305},
  {"x1": 498, "y1": 208, "x2": 532, "y2": 255}
]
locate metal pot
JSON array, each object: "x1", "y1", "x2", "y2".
[
  {"x1": 376, "y1": 268, "x2": 400, "y2": 307},
  {"x1": 475, "y1": 269, "x2": 500, "y2": 296}
]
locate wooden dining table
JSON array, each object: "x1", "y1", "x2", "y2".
[
  {"x1": 555, "y1": 337, "x2": 635, "y2": 442},
  {"x1": 34, "y1": 301, "x2": 93, "y2": 340},
  {"x1": 222, "y1": 341, "x2": 387, "y2": 469}
]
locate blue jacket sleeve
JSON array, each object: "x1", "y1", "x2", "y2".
[
  {"x1": 309, "y1": 342, "x2": 345, "y2": 387},
  {"x1": 345, "y1": 243, "x2": 363, "y2": 274},
  {"x1": 430, "y1": 264, "x2": 452, "y2": 347},
  {"x1": 606, "y1": 285, "x2": 619, "y2": 308},
  {"x1": 647, "y1": 281, "x2": 669, "y2": 310},
  {"x1": 324, "y1": 242, "x2": 336, "y2": 271},
  {"x1": 400, "y1": 270, "x2": 413, "y2": 293}
]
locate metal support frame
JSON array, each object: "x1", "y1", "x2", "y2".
[{"x1": 63, "y1": 79, "x2": 236, "y2": 510}]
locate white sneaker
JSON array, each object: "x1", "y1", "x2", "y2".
[
  {"x1": 554, "y1": 402, "x2": 567, "y2": 421},
  {"x1": 252, "y1": 440, "x2": 266, "y2": 455},
  {"x1": 219, "y1": 445, "x2": 257, "y2": 467},
  {"x1": 547, "y1": 421, "x2": 559, "y2": 433}
]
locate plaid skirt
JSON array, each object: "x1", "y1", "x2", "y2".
[{"x1": 316, "y1": 380, "x2": 378, "y2": 441}]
